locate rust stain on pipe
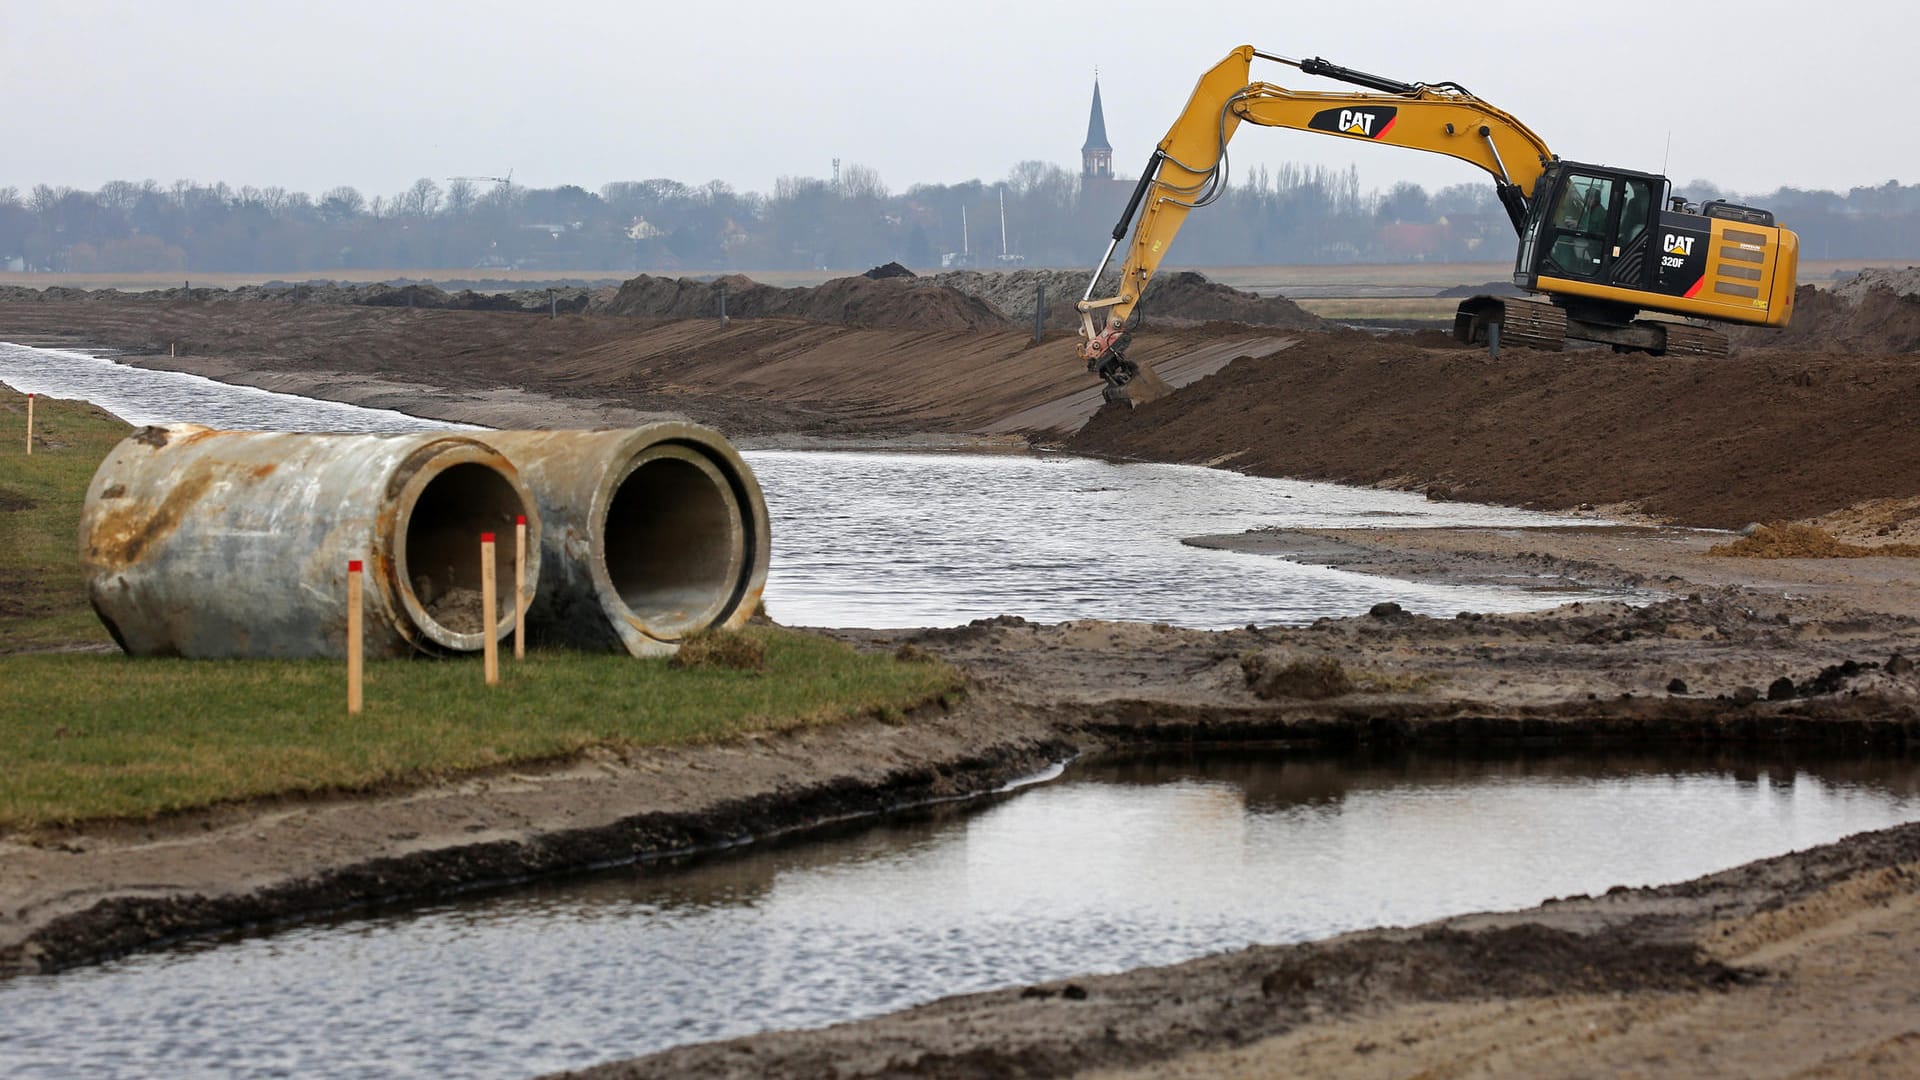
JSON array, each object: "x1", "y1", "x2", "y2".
[
  {"x1": 85, "y1": 466, "x2": 214, "y2": 568},
  {"x1": 80, "y1": 425, "x2": 542, "y2": 659}
]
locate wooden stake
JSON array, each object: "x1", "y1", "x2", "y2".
[
  {"x1": 347, "y1": 560, "x2": 364, "y2": 714},
  {"x1": 24, "y1": 393, "x2": 33, "y2": 455},
  {"x1": 481, "y1": 532, "x2": 499, "y2": 685},
  {"x1": 513, "y1": 515, "x2": 527, "y2": 661}
]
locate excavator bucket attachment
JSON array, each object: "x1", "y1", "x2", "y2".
[
  {"x1": 1119, "y1": 360, "x2": 1171, "y2": 405},
  {"x1": 1096, "y1": 354, "x2": 1171, "y2": 408}
]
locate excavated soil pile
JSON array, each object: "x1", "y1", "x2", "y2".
[
  {"x1": 1708, "y1": 523, "x2": 1920, "y2": 559},
  {"x1": 919, "y1": 268, "x2": 1329, "y2": 333},
  {"x1": 1734, "y1": 267, "x2": 1920, "y2": 354},
  {"x1": 1067, "y1": 330, "x2": 1920, "y2": 529},
  {"x1": 593, "y1": 272, "x2": 1012, "y2": 332},
  {"x1": 1435, "y1": 280, "x2": 1528, "y2": 298}
]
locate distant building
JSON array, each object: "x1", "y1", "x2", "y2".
[{"x1": 1082, "y1": 78, "x2": 1113, "y2": 182}]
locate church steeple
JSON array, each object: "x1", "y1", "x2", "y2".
[{"x1": 1082, "y1": 77, "x2": 1113, "y2": 181}]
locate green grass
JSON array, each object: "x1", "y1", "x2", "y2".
[
  {"x1": 0, "y1": 630, "x2": 963, "y2": 828},
  {"x1": 0, "y1": 389, "x2": 128, "y2": 650},
  {"x1": 0, "y1": 387, "x2": 966, "y2": 830}
]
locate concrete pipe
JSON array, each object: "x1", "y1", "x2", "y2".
[
  {"x1": 80, "y1": 425, "x2": 542, "y2": 658},
  {"x1": 486, "y1": 425, "x2": 769, "y2": 657}
]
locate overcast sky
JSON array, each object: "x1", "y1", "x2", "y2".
[{"x1": 4, "y1": 0, "x2": 1911, "y2": 205}]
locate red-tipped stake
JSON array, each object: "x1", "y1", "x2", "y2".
[
  {"x1": 514, "y1": 514, "x2": 528, "y2": 661},
  {"x1": 347, "y1": 560, "x2": 364, "y2": 714},
  {"x1": 24, "y1": 393, "x2": 33, "y2": 456},
  {"x1": 481, "y1": 533, "x2": 499, "y2": 686}
]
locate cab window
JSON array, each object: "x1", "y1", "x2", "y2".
[
  {"x1": 1617, "y1": 179, "x2": 1650, "y2": 248},
  {"x1": 1547, "y1": 174, "x2": 1614, "y2": 276}
]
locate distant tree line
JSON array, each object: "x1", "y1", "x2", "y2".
[{"x1": 1, "y1": 166, "x2": 1915, "y2": 275}]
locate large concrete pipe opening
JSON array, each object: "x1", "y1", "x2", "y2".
[
  {"x1": 604, "y1": 448, "x2": 743, "y2": 637},
  {"x1": 80, "y1": 427, "x2": 541, "y2": 658},
  {"x1": 398, "y1": 460, "x2": 533, "y2": 647},
  {"x1": 487, "y1": 426, "x2": 770, "y2": 657}
]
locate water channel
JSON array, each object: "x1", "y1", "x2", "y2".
[
  {"x1": 4, "y1": 749, "x2": 1918, "y2": 1079},
  {"x1": 8, "y1": 344, "x2": 1906, "y2": 1077},
  {"x1": 0, "y1": 341, "x2": 1618, "y2": 629}
]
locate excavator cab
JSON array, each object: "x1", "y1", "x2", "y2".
[
  {"x1": 1499, "y1": 160, "x2": 1799, "y2": 353},
  {"x1": 1521, "y1": 164, "x2": 1659, "y2": 291}
]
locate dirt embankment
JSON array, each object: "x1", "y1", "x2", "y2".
[
  {"x1": 596, "y1": 271, "x2": 1014, "y2": 332},
  {"x1": 1066, "y1": 329, "x2": 1920, "y2": 530},
  {"x1": 0, "y1": 280, "x2": 605, "y2": 315},
  {"x1": 0, "y1": 279, "x2": 1284, "y2": 439}
]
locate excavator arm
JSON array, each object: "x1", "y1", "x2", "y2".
[{"x1": 1077, "y1": 46, "x2": 1557, "y2": 382}]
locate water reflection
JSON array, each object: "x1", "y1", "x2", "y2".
[{"x1": 3, "y1": 748, "x2": 1916, "y2": 1080}]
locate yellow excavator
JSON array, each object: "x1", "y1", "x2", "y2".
[{"x1": 1077, "y1": 46, "x2": 1799, "y2": 398}]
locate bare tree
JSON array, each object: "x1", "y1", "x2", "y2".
[
  {"x1": 840, "y1": 162, "x2": 887, "y2": 201},
  {"x1": 445, "y1": 178, "x2": 476, "y2": 216},
  {"x1": 319, "y1": 186, "x2": 365, "y2": 223},
  {"x1": 395, "y1": 177, "x2": 442, "y2": 218},
  {"x1": 97, "y1": 180, "x2": 143, "y2": 214}
]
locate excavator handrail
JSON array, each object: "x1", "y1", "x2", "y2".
[{"x1": 1077, "y1": 46, "x2": 1557, "y2": 364}]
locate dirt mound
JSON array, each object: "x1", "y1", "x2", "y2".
[
  {"x1": 800, "y1": 275, "x2": 1010, "y2": 331},
  {"x1": 916, "y1": 268, "x2": 1091, "y2": 330},
  {"x1": 1803, "y1": 495, "x2": 1920, "y2": 546},
  {"x1": 1138, "y1": 271, "x2": 1330, "y2": 328},
  {"x1": 1708, "y1": 523, "x2": 1920, "y2": 559},
  {"x1": 1831, "y1": 266, "x2": 1920, "y2": 303},
  {"x1": 594, "y1": 272, "x2": 1011, "y2": 331},
  {"x1": 1435, "y1": 280, "x2": 1528, "y2": 298},
  {"x1": 919, "y1": 268, "x2": 1328, "y2": 333},
  {"x1": 862, "y1": 262, "x2": 915, "y2": 280},
  {"x1": 1735, "y1": 269, "x2": 1920, "y2": 354}
]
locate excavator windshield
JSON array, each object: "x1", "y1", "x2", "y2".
[
  {"x1": 1521, "y1": 163, "x2": 1667, "y2": 294},
  {"x1": 1546, "y1": 174, "x2": 1614, "y2": 278}
]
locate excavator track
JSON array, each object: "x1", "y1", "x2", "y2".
[
  {"x1": 1491, "y1": 300, "x2": 1569, "y2": 351},
  {"x1": 1454, "y1": 297, "x2": 1568, "y2": 352},
  {"x1": 1656, "y1": 323, "x2": 1731, "y2": 358}
]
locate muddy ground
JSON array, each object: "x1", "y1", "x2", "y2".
[{"x1": 4, "y1": 270, "x2": 1920, "y2": 1077}]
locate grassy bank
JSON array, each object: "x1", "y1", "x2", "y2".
[
  {"x1": 0, "y1": 634, "x2": 962, "y2": 829},
  {"x1": 0, "y1": 388, "x2": 126, "y2": 650},
  {"x1": 0, "y1": 386, "x2": 963, "y2": 829}
]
